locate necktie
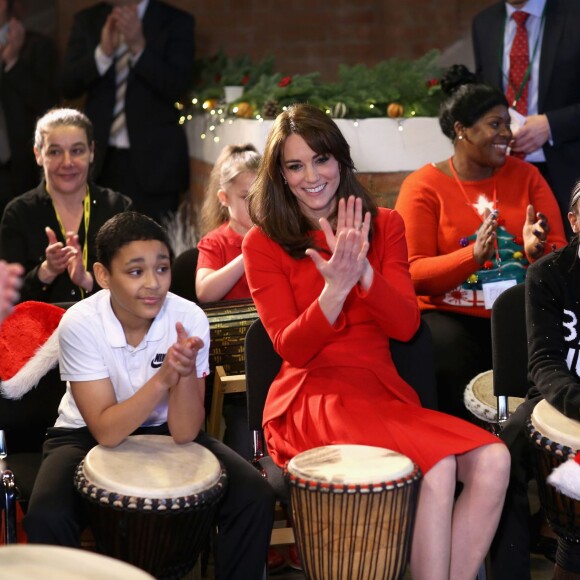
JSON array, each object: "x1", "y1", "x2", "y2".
[
  {"x1": 110, "y1": 45, "x2": 130, "y2": 138},
  {"x1": 506, "y1": 11, "x2": 530, "y2": 115}
]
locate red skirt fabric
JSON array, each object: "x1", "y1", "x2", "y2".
[{"x1": 264, "y1": 367, "x2": 501, "y2": 474}]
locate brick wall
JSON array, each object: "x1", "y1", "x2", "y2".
[{"x1": 55, "y1": 0, "x2": 498, "y2": 78}]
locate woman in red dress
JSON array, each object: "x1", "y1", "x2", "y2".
[{"x1": 242, "y1": 103, "x2": 510, "y2": 580}]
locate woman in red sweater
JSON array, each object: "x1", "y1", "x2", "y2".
[{"x1": 395, "y1": 65, "x2": 567, "y2": 420}]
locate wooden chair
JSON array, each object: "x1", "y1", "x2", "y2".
[
  {"x1": 202, "y1": 299, "x2": 257, "y2": 444},
  {"x1": 206, "y1": 366, "x2": 246, "y2": 440}
]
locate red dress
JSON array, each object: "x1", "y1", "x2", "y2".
[{"x1": 242, "y1": 208, "x2": 500, "y2": 474}]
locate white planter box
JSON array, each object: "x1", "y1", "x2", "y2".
[{"x1": 186, "y1": 115, "x2": 453, "y2": 172}]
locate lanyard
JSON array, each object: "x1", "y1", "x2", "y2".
[
  {"x1": 53, "y1": 186, "x2": 91, "y2": 298},
  {"x1": 449, "y1": 158, "x2": 501, "y2": 268},
  {"x1": 500, "y1": 6, "x2": 546, "y2": 109}
]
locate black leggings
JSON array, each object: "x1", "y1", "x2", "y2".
[{"x1": 422, "y1": 310, "x2": 492, "y2": 421}]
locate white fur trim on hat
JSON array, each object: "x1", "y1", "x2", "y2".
[
  {"x1": 0, "y1": 329, "x2": 60, "y2": 400},
  {"x1": 547, "y1": 456, "x2": 580, "y2": 501}
]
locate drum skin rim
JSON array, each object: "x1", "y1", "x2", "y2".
[
  {"x1": 285, "y1": 463, "x2": 422, "y2": 494},
  {"x1": 74, "y1": 462, "x2": 228, "y2": 512},
  {"x1": 531, "y1": 400, "x2": 580, "y2": 452},
  {"x1": 285, "y1": 444, "x2": 418, "y2": 486},
  {"x1": 81, "y1": 436, "x2": 222, "y2": 499}
]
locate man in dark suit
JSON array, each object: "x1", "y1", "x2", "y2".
[
  {"x1": 0, "y1": 0, "x2": 57, "y2": 217},
  {"x1": 473, "y1": 0, "x2": 580, "y2": 234},
  {"x1": 61, "y1": 0, "x2": 195, "y2": 223}
]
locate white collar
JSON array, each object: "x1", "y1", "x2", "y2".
[{"x1": 506, "y1": 0, "x2": 546, "y2": 19}]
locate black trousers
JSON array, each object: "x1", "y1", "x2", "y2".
[
  {"x1": 490, "y1": 398, "x2": 537, "y2": 580},
  {"x1": 422, "y1": 310, "x2": 493, "y2": 421},
  {"x1": 23, "y1": 425, "x2": 274, "y2": 580}
]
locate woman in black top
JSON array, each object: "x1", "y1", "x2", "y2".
[{"x1": 0, "y1": 108, "x2": 131, "y2": 303}]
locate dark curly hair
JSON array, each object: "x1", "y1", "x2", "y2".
[{"x1": 439, "y1": 64, "x2": 508, "y2": 142}]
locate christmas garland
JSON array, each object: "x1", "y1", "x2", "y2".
[{"x1": 182, "y1": 49, "x2": 443, "y2": 121}]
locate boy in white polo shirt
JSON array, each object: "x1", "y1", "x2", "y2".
[{"x1": 24, "y1": 212, "x2": 274, "y2": 580}]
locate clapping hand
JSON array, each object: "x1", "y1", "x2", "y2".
[
  {"x1": 65, "y1": 231, "x2": 93, "y2": 292},
  {"x1": 473, "y1": 209, "x2": 499, "y2": 265},
  {"x1": 306, "y1": 195, "x2": 373, "y2": 299},
  {"x1": 41, "y1": 226, "x2": 77, "y2": 281},
  {"x1": 158, "y1": 322, "x2": 203, "y2": 389},
  {"x1": 112, "y1": 5, "x2": 145, "y2": 55},
  {"x1": 523, "y1": 204, "x2": 550, "y2": 260}
]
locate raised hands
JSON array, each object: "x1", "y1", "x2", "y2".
[
  {"x1": 39, "y1": 226, "x2": 77, "y2": 284},
  {"x1": 100, "y1": 5, "x2": 144, "y2": 57},
  {"x1": 112, "y1": 5, "x2": 144, "y2": 54},
  {"x1": 39, "y1": 227, "x2": 93, "y2": 291},
  {"x1": 306, "y1": 196, "x2": 373, "y2": 324},
  {"x1": 523, "y1": 204, "x2": 551, "y2": 261},
  {"x1": 473, "y1": 209, "x2": 499, "y2": 265}
]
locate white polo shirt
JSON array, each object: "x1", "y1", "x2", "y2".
[{"x1": 55, "y1": 290, "x2": 210, "y2": 429}]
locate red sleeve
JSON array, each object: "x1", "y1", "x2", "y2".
[
  {"x1": 243, "y1": 228, "x2": 343, "y2": 368},
  {"x1": 197, "y1": 231, "x2": 228, "y2": 271},
  {"x1": 356, "y1": 209, "x2": 420, "y2": 341},
  {"x1": 395, "y1": 169, "x2": 480, "y2": 296}
]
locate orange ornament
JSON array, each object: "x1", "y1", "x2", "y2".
[
  {"x1": 235, "y1": 102, "x2": 255, "y2": 119},
  {"x1": 387, "y1": 102, "x2": 404, "y2": 118},
  {"x1": 202, "y1": 99, "x2": 219, "y2": 111}
]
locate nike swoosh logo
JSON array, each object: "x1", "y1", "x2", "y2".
[{"x1": 151, "y1": 361, "x2": 163, "y2": 368}]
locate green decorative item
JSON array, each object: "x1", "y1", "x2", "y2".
[{"x1": 183, "y1": 49, "x2": 444, "y2": 120}]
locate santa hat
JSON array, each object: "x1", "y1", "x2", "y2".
[
  {"x1": 0, "y1": 301, "x2": 65, "y2": 400},
  {"x1": 548, "y1": 454, "x2": 580, "y2": 501}
]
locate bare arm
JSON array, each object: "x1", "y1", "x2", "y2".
[
  {"x1": 195, "y1": 255, "x2": 245, "y2": 303},
  {"x1": 166, "y1": 325, "x2": 205, "y2": 443}
]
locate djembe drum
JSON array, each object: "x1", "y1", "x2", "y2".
[
  {"x1": 74, "y1": 435, "x2": 227, "y2": 580},
  {"x1": 0, "y1": 545, "x2": 154, "y2": 579},
  {"x1": 527, "y1": 400, "x2": 580, "y2": 543},
  {"x1": 202, "y1": 298, "x2": 258, "y2": 376},
  {"x1": 285, "y1": 444, "x2": 421, "y2": 580},
  {"x1": 464, "y1": 370, "x2": 525, "y2": 435}
]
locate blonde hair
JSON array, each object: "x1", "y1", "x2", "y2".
[{"x1": 200, "y1": 144, "x2": 261, "y2": 235}]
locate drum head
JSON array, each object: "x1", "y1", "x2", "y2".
[
  {"x1": 83, "y1": 435, "x2": 221, "y2": 499},
  {"x1": 464, "y1": 370, "x2": 525, "y2": 423},
  {"x1": 0, "y1": 545, "x2": 153, "y2": 579},
  {"x1": 532, "y1": 400, "x2": 580, "y2": 451},
  {"x1": 286, "y1": 444, "x2": 414, "y2": 485}
]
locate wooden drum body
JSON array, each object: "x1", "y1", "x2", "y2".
[
  {"x1": 464, "y1": 370, "x2": 525, "y2": 434},
  {"x1": 527, "y1": 399, "x2": 580, "y2": 542},
  {"x1": 202, "y1": 298, "x2": 258, "y2": 376},
  {"x1": 285, "y1": 444, "x2": 421, "y2": 580},
  {"x1": 74, "y1": 435, "x2": 227, "y2": 580}
]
